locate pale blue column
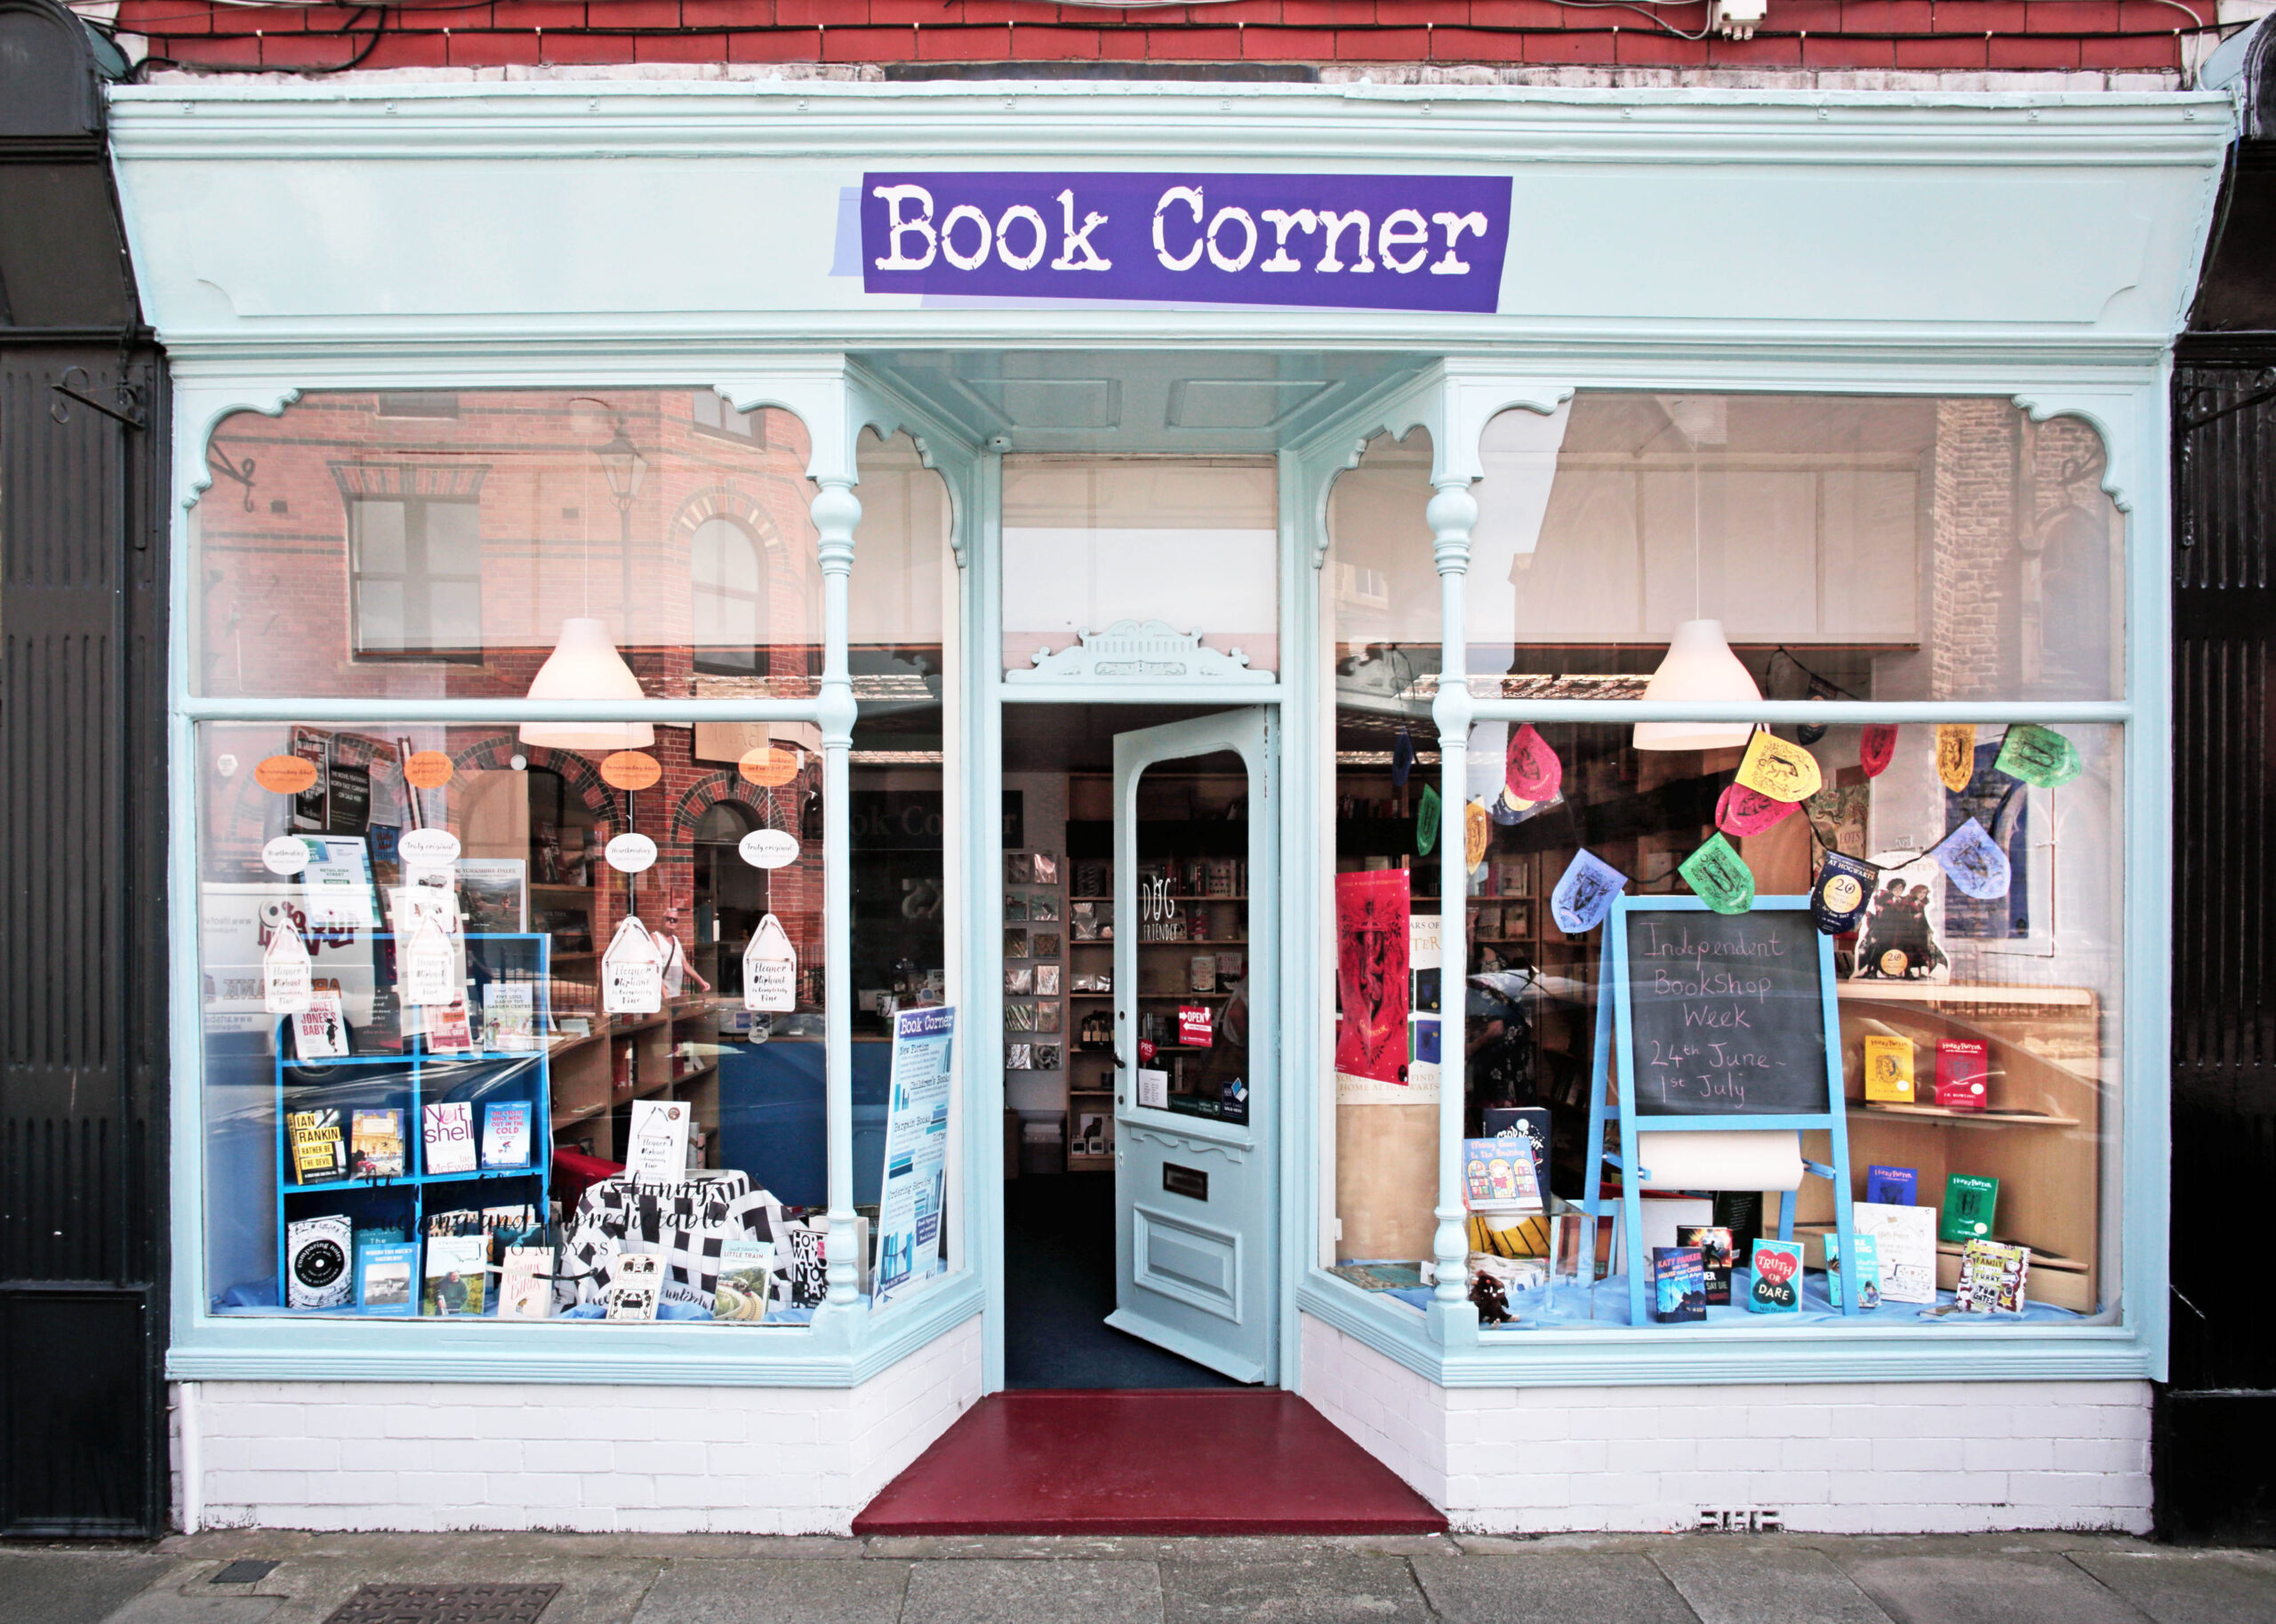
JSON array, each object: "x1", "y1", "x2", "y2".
[
  {"x1": 1426, "y1": 476, "x2": 1481, "y2": 1348},
  {"x1": 813, "y1": 476, "x2": 863, "y2": 1313}
]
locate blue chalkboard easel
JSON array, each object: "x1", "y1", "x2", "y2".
[{"x1": 1582, "y1": 896, "x2": 1862, "y2": 1324}]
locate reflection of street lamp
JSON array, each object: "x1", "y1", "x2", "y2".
[
  {"x1": 595, "y1": 413, "x2": 647, "y2": 638},
  {"x1": 521, "y1": 402, "x2": 653, "y2": 751}
]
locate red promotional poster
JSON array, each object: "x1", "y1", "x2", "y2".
[
  {"x1": 1505, "y1": 724, "x2": 1562, "y2": 803},
  {"x1": 1179, "y1": 1004, "x2": 1214, "y2": 1048},
  {"x1": 1334, "y1": 868, "x2": 1412, "y2": 1085}
]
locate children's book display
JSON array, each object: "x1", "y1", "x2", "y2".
[{"x1": 272, "y1": 931, "x2": 554, "y2": 1316}]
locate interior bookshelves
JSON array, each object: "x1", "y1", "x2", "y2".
[{"x1": 1334, "y1": 748, "x2": 2105, "y2": 1315}]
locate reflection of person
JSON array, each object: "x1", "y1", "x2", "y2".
[{"x1": 1196, "y1": 979, "x2": 1250, "y2": 1117}]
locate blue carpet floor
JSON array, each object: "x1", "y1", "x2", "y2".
[{"x1": 1004, "y1": 1172, "x2": 1243, "y2": 1390}]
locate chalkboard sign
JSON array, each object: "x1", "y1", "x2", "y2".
[{"x1": 1620, "y1": 905, "x2": 1831, "y2": 1116}]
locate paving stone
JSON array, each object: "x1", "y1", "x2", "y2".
[
  {"x1": 2064, "y1": 1549, "x2": 2276, "y2": 1624},
  {"x1": 1652, "y1": 1541, "x2": 1893, "y2": 1624},
  {"x1": 248, "y1": 1555, "x2": 661, "y2": 1624},
  {"x1": 629, "y1": 1558, "x2": 910, "y2": 1624},
  {"x1": 903, "y1": 1557, "x2": 1164, "y2": 1624},
  {"x1": 0, "y1": 1551, "x2": 180, "y2": 1624},
  {"x1": 99, "y1": 1598, "x2": 281, "y2": 1624},
  {"x1": 1411, "y1": 1551, "x2": 1700, "y2": 1624},
  {"x1": 1163, "y1": 1548, "x2": 1431, "y2": 1623},
  {"x1": 1834, "y1": 1552, "x2": 2152, "y2": 1624}
]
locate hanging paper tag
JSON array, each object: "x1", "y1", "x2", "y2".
[
  {"x1": 1463, "y1": 800, "x2": 1491, "y2": 870},
  {"x1": 402, "y1": 913, "x2": 459, "y2": 1008},
  {"x1": 1933, "y1": 817, "x2": 2012, "y2": 900},
  {"x1": 263, "y1": 924, "x2": 314, "y2": 1015},
  {"x1": 1796, "y1": 676, "x2": 1836, "y2": 747},
  {"x1": 1551, "y1": 849, "x2": 1629, "y2": 934},
  {"x1": 1715, "y1": 783, "x2": 1799, "y2": 838},
  {"x1": 738, "y1": 828, "x2": 800, "y2": 869},
  {"x1": 1505, "y1": 724, "x2": 1562, "y2": 803},
  {"x1": 1996, "y1": 723, "x2": 2083, "y2": 788},
  {"x1": 603, "y1": 915, "x2": 665, "y2": 1015},
  {"x1": 1935, "y1": 724, "x2": 1977, "y2": 794},
  {"x1": 261, "y1": 835, "x2": 312, "y2": 876},
  {"x1": 1734, "y1": 728, "x2": 1822, "y2": 804},
  {"x1": 605, "y1": 833, "x2": 659, "y2": 875},
  {"x1": 397, "y1": 828, "x2": 462, "y2": 869},
  {"x1": 743, "y1": 913, "x2": 797, "y2": 1013},
  {"x1": 1390, "y1": 727, "x2": 1415, "y2": 788},
  {"x1": 1679, "y1": 832, "x2": 1757, "y2": 915},
  {"x1": 1416, "y1": 784, "x2": 1442, "y2": 856},
  {"x1": 1811, "y1": 851, "x2": 1879, "y2": 934},
  {"x1": 1860, "y1": 724, "x2": 1898, "y2": 779}
]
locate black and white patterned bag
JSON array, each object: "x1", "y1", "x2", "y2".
[{"x1": 557, "y1": 1171, "x2": 783, "y2": 1313}]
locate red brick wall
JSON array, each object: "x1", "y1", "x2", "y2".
[{"x1": 124, "y1": 0, "x2": 2201, "y2": 77}]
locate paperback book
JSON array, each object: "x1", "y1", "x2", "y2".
[
  {"x1": 286, "y1": 1108, "x2": 348, "y2": 1184},
  {"x1": 1826, "y1": 1231, "x2": 1882, "y2": 1309},
  {"x1": 356, "y1": 1240, "x2": 419, "y2": 1315},
  {"x1": 421, "y1": 1233, "x2": 488, "y2": 1316},
  {"x1": 496, "y1": 1244, "x2": 553, "y2": 1320},
  {"x1": 606, "y1": 1252, "x2": 663, "y2": 1321},
  {"x1": 712, "y1": 1239, "x2": 773, "y2": 1323},
  {"x1": 349, "y1": 1108, "x2": 405, "y2": 1179},
  {"x1": 1939, "y1": 1172, "x2": 2000, "y2": 1244},
  {"x1": 481, "y1": 1100, "x2": 533, "y2": 1170},
  {"x1": 421, "y1": 1100, "x2": 477, "y2": 1175},
  {"x1": 1954, "y1": 1239, "x2": 2031, "y2": 1314},
  {"x1": 1650, "y1": 1245, "x2": 1706, "y2": 1324},
  {"x1": 293, "y1": 987, "x2": 351, "y2": 1060},
  {"x1": 1935, "y1": 1037, "x2": 1990, "y2": 1112},
  {"x1": 1462, "y1": 1137, "x2": 1544, "y2": 1214},
  {"x1": 1863, "y1": 1164, "x2": 1919, "y2": 1207},
  {"x1": 285, "y1": 1213, "x2": 355, "y2": 1310},
  {"x1": 1863, "y1": 1034, "x2": 1916, "y2": 1104},
  {"x1": 482, "y1": 982, "x2": 537, "y2": 1052},
  {"x1": 1679, "y1": 1224, "x2": 1735, "y2": 1307},
  {"x1": 1748, "y1": 1239, "x2": 1805, "y2": 1314},
  {"x1": 1852, "y1": 1201, "x2": 1939, "y2": 1304}
]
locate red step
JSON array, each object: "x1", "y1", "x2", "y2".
[{"x1": 854, "y1": 1389, "x2": 1448, "y2": 1536}]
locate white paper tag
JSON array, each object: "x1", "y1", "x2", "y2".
[
  {"x1": 1137, "y1": 1067, "x2": 1169, "y2": 1110},
  {"x1": 743, "y1": 913, "x2": 797, "y2": 1012},
  {"x1": 605, "y1": 833, "x2": 659, "y2": 874},
  {"x1": 261, "y1": 835, "x2": 311, "y2": 876},
  {"x1": 603, "y1": 915, "x2": 664, "y2": 1015},
  {"x1": 402, "y1": 913, "x2": 458, "y2": 1007},
  {"x1": 626, "y1": 1098, "x2": 691, "y2": 1183},
  {"x1": 263, "y1": 925, "x2": 314, "y2": 1015},
  {"x1": 738, "y1": 828, "x2": 800, "y2": 869},
  {"x1": 397, "y1": 828, "x2": 462, "y2": 868}
]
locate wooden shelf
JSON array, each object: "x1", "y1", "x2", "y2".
[
  {"x1": 1137, "y1": 991, "x2": 1231, "y2": 1000},
  {"x1": 1837, "y1": 981, "x2": 2095, "y2": 1009},
  {"x1": 1854, "y1": 1103, "x2": 2083, "y2": 1128},
  {"x1": 1139, "y1": 938, "x2": 1247, "y2": 947},
  {"x1": 1067, "y1": 1153, "x2": 1114, "y2": 1170}
]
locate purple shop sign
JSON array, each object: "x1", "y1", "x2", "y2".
[{"x1": 862, "y1": 171, "x2": 1512, "y2": 314}]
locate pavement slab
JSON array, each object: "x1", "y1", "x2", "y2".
[
  {"x1": 1834, "y1": 1551, "x2": 2154, "y2": 1624},
  {"x1": 1161, "y1": 1548, "x2": 1432, "y2": 1624},
  {"x1": 901, "y1": 1557, "x2": 1164, "y2": 1624},
  {"x1": 628, "y1": 1557, "x2": 910, "y2": 1623},
  {"x1": 2064, "y1": 1548, "x2": 2276, "y2": 1624},
  {"x1": 1410, "y1": 1550, "x2": 1702, "y2": 1624},
  {"x1": 0, "y1": 1550, "x2": 182, "y2": 1624},
  {"x1": 1651, "y1": 1540, "x2": 1895, "y2": 1624},
  {"x1": 244, "y1": 1554, "x2": 663, "y2": 1624}
]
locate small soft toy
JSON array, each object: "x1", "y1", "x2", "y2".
[{"x1": 1470, "y1": 1269, "x2": 1514, "y2": 1326}]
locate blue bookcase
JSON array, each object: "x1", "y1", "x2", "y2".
[{"x1": 274, "y1": 932, "x2": 553, "y2": 1309}]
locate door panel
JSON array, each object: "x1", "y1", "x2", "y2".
[{"x1": 1106, "y1": 708, "x2": 1275, "y2": 1385}]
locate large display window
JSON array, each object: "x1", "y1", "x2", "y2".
[
  {"x1": 189, "y1": 393, "x2": 958, "y2": 1329},
  {"x1": 1325, "y1": 393, "x2": 2127, "y2": 1333}
]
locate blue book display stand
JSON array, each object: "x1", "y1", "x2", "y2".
[
  {"x1": 273, "y1": 932, "x2": 553, "y2": 1307},
  {"x1": 1581, "y1": 897, "x2": 1862, "y2": 1324}
]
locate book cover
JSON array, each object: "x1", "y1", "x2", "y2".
[
  {"x1": 1651, "y1": 1245, "x2": 1707, "y2": 1324},
  {"x1": 1747, "y1": 1239, "x2": 1805, "y2": 1314},
  {"x1": 421, "y1": 1233, "x2": 488, "y2": 1316},
  {"x1": 293, "y1": 988, "x2": 351, "y2": 1060},
  {"x1": 285, "y1": 1213, "x2": 355, "y2": 1310},
  {"x1": 1853, "y1": 1201, "x2": 1939, "y2": 1304},
  {"x1": 1940, "y1": 1172, "x2": 2000, "y2": 1244},
  {"x1": 1679, "y1": 1225, "x2": 1735, "y2": 1306},
  {"x1": 1462, "y1": 1138, "x2": 1544, "y2": 1213},
  {"x1": 356, "y1": 1239, "x2": 419, "y2": 1315},
  {"x1": 286, "y1": 1108, "x2": 347, "y2": 1185},
  {"x1": 1826, "y1": 1231, "x2": 1882, "y2": 1309},
  {"x1": 349, "y1": 1108, "x2": 405, "y2": 1179},
  {"x1": 1712, "y1": 1190, "x2": 1765, "y2": 1261},
  {"x1": 1863, "y1": 1034, "x2": 1915, "y2": 1103},
  {"x1": 1481, "y1": 1108, "x2": 1551, "y2": 1196},
  {"x1": 1863, "y1": 1164, "x2": 1919, "y2": 1207},
  {"x1": 1954, "y1": 1238, "x2": 2031, "y2": 1314},
  {"x1": 496, "y1": 1244, "x2": 553, "y2": 1321},
  {"x1": 1935, "y1": 1037, "x2": 1990, "y2": 1111},
  {"x1": 425, "y1": 999, "x2": 477, "y2": 1057},
  {"x1": 481, "y1": 1100, "x2": 533, "y2": 1170},
  {"x1": 482, "y1": 982, "x2": 537, "y2": 1052},
  {"x1": 606, "y1": 1252, "x2": 663, "y2": 1321},
  {"x1": 421, "y1": 1100, "x2": 477, "y2": 1175},
  {"x1": 712, "y1": 1239, "x2": 773, "y2": 1323}
]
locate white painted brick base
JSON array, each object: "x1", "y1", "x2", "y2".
[
  {"x1": 1297, "y1": 1314, "x2": 2152, "y2": 1535},
  {"x1": 172, "y1": 1316, "x2": 981, "y2": 1535}
]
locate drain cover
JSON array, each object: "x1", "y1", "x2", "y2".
[
  {"x1": 321, "y1": 1583, "x2": 560, "y2": 1624},
  {"x1": 209, "y1": 1560, "x2": 277, "y2": 1585}
]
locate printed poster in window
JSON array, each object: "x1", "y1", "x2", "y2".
[
  {"x1": 301, "y1": 835, "x2": 379, "y2": 931},
  {"x1": 875, "y1": 1005, "x2": 955, "y2": 1309},
  {"x1": 1943, "y1": 741, "x2": 2034, "y2": 942},
  {"x1": 1335, "y1": 868, "x2": 1427, "y2": 1103}
]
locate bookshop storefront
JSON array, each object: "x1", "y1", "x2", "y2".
[{"x1": 112, "y1": 78, "x2": 2225, "y2": 1534}]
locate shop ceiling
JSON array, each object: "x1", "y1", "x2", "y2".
[{"x1": 860, "y1": 349, "x2": 1430, "y2": 455}]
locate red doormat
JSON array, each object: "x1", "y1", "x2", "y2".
[{"x1": 854, "y1": 1390, "x2": 1447, "y2": 1535}]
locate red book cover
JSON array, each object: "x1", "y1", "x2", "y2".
[{"x1": 1935, "y1": 1038, "x2": 1989, "y2": 1111}]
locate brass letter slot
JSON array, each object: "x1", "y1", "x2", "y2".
[{"x1": 1162, "y1": 1164, "x2": 1208, "y2": 1201}]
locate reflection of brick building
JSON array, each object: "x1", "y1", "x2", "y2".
[{"x1": 196, "y1": 392, "x2": 833, "y2": 997}]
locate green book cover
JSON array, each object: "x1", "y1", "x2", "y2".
[{"x1": 1939, "y1": 1173, "x2": 1999, "y2": 1244}]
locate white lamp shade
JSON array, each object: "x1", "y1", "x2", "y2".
[
  {"x1": 518, "y1": 617, "x2": 655, "y2": 751},
  {"x1": 1631, "y1": 619, "x2": 1760, "y2": 751}
]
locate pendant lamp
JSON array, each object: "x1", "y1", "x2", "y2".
[
  {"x1": 519, "y1": 617, "x2": 655, "y2": 750},
  {"x1": 1631, "y1": 619, "x2": 1759, "y2": 752}
]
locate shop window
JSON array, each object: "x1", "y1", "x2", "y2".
[
  {"x1": 346, "y1": 493, "x2": 485, "y2": 660},
  {"x1": 1326, "y1": 396, "x2": 2126, "y2": 1332},
  {"x1": 690, "y1": 517, "x2": 767, "y2": 675},
  {"x1": 375, "y1": 391, "x2": 460, "y2": 420},
  {"x1": 692, "y1": 390, "x2": 765, "y2": 443}
]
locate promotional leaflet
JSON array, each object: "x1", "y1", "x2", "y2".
[{"x1": 875, "y1": 1006, "x2": 955, "y2": 1308}]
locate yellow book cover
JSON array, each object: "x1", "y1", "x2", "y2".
[{"x1": 1863, "y1": 1035, "x2": 1915, "y2": 1103}]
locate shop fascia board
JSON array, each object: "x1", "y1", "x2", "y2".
[
  {"x1": 1296, "y1": 1273, "x2": 2160, "y2": 1387},
  {"x1": 165, "y1": 1271, "x2": 985, "y2": 1386}
]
